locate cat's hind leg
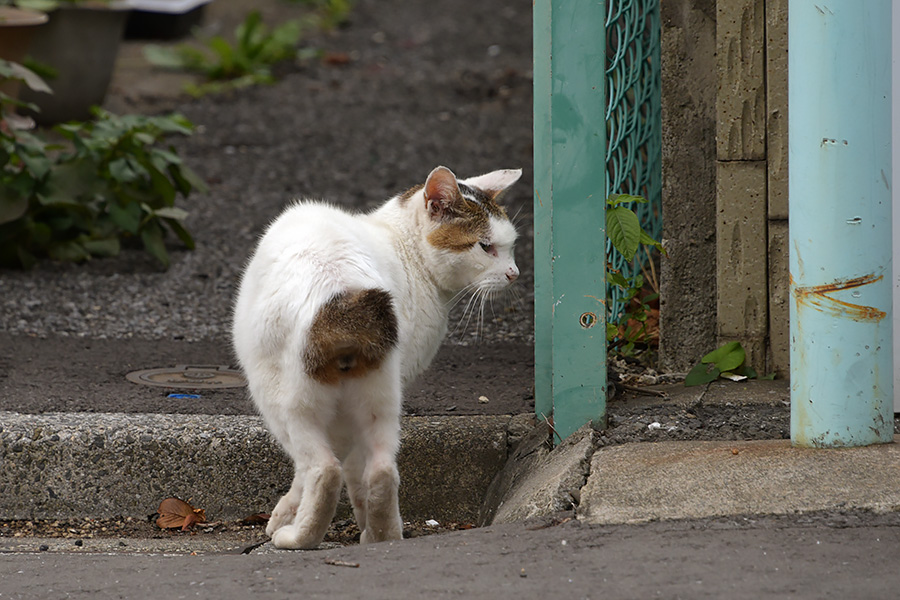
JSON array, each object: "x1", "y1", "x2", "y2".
[
  {"x1": 342, "y1": 445, "x2": 369, "y2": 534},
  {"x1": 270, "y1": 415, "x2": 344, "y2": 550},
  {"x1": 256, "y1": 413, "x2": 304, "y2": 537},
  {"x1": 359, "y1": 443, "x2": 402, "y2": 544},
  {"x1": 343, "y1": 357, "x2": 403, "y2": 544},
  {"x1": 266, "y1": 476, "x2": 303, "y2": 537}
]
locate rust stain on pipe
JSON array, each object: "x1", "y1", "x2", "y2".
[{"x1": 790, "y1": 273, "x2": 886, "y2": 322}]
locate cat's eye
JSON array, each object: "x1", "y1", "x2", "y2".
[{"x1": 479, "y1": 242, "x2": 494, "y2": 254}]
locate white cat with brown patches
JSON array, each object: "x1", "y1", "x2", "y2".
[{"x1": 232, "y1": 166, "x2": 521, "y2": 549}]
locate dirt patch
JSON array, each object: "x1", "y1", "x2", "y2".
[
  {"x1": 0, "y1": 333, "x2": 533, "y2": 416},
  {"x1": 0, "y1": 516, "x2": 470, "y2": 553}
]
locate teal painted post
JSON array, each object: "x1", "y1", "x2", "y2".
[
  {"x1": 533, "y1": 0, "x2": 553, "y2": 425},
  {"x1": 788, "y1": 0, "x2": 894, "y2": 447},
  {"x1": 533, "y1": 0, "x2": 608, "y2": 443}
]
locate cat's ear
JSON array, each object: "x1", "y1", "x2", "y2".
[
  {"x1": 424, "y1": 166, "x2": 460, "y2": 221},
  {"x1": 463, "y1": 169, "x2": 522, "y2": 200}
]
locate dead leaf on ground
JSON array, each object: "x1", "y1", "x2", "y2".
[
  {"x1": 323, "y1": 52, "x2": 351, "y2": 66},
  {"x1": 156, "y1": 497, "x2": 207, "y2": 531},
  {"x1": 239, "y1": 513, "x2": 271, "y2": 526}
]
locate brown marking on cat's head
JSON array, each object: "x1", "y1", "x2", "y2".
[
  {"x1": 304, "y1": 289, "x2": 398, "y2": 385},
  {"x1": 398, "y1": 184, "x2": 424, "y2": 205},
  {"x1": 423, "y1": 166, "x2": 510, "y2": 253}
]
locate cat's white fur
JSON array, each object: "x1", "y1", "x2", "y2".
[{"x1": 233, "y1": 166, "x2": 521, "y2": 549}]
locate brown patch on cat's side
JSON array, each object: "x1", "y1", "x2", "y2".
[{"x1": 304, "y1": 289, "x2": 398, "y2": 385}]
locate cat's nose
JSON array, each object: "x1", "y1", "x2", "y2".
[{"x1": 506, "y1": 266, "x2": 519, "y2": 282}]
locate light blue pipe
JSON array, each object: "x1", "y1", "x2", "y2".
[{"x1": 789, "y1": 0, "x2": 894, "y2": 447}]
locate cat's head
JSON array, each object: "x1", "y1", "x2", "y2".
[{"x1": 415, "y1": 165, "x2": 521, "y2": 294}]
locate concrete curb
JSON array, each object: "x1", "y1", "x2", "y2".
[
  {"x1": 579, "y1": 435, "x2": 900, "y2": 524},
  {"x1": 4, "y1": 380, "x2": 898, "y2": 531},
  {"x1": 480, "y1": 421, "x2": 594, "y2": 525},
  {"x1": 0, "y1": 411, "x2": 533, "y2": 523},
  {"x1": 485, "y1": 424, "x2": 900, "y2": 527}
]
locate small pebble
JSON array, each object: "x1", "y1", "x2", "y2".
[
  {"x1": 39, "y1": 544, "x2": 49, "y2": 552},
  {"x1": 74, "y1": 539, "x2": 83, "y2": 547}
]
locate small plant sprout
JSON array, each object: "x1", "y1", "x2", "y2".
[
  {"x1": 144, "y1": 10, "x2": 305, "y2": 97},
  {"x1": 604, "y1": 193, "x2": 664, "y2": 355},
  {"x1": 684, "y1": 341, "x2": 776, "y2": 386}
]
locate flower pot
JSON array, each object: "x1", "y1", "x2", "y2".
[
  {"x1": 0, "y1": 7, "x2": 49, "y2": 100},
  {"x1": 0, "y1": 7, "x2": 48, "y2": 62},
  {"x1": 124, "y1": 0, "x2": 211, "y2": 40},
  {"x1": 19, "y1": 3, "x2": 128, "y2": 124}
]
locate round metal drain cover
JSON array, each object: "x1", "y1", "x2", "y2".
[{"x1": 126, "y1": 365, "x2": 246, "y2": 389}]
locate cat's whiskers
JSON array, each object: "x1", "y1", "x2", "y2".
[
  {"x1": 445, "y1": 282, "x2": 479, "y2": 311},
  {"x1": 451, "y1": 283, "x2": 518, "y2": 342},
  {"x1": 461, "y1": 287, "x2": 485, "y2": 340},
  {"x1": 506, "y1": 283, "x2": 524, "y2": 311},
  {"x1": 479, "y1": 290, "x2": 491, "y2": 339},
  {"x1": 448, "y1": 285, "x2": 482, "y2": 340},
  {"x1": 467, "y1": 287, "x2": 492, "y2": 340},
  {"x1": 510, "y1": 204, "x2": 527, "y2": 227}
]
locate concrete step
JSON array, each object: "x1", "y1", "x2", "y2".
[{"x1": 0, "y1": 411, "x2": 533, "y2": 523}]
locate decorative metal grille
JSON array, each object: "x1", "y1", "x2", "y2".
[{"x1": 605, "y1": 0, "x2": 662, "y2": 324}]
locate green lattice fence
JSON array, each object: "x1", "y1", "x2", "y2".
[
  {"x1": 605, "y1": 0, "x2": 662, "y2": 325},
  {"x1": 533, "y1": 0, "x2": 661, "y2": 442}
]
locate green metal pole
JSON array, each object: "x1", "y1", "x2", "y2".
[
  {"x1": 788, "y1": 0, "x2": 894, "y2": 447},
  {"x1": 534, "y1": 0, "x2": 608, "y2": 443},
  {"x1": 533, "y1": 0, "x2": 554, "y2": 425}
]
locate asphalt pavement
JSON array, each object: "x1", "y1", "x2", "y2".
[{"x1": 2, "y1": 512, "x2": 899, "y2": 599}]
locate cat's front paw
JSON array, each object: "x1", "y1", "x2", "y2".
[
  {"x1": 360, "y1": 523, "x2": 403, "y2": 544},
  {"x1": 266, "y1": 510, "x2": 295, "y2": 537},
  {"x1": 267, "y1": 491, "x2": 301, "y2": 536}
]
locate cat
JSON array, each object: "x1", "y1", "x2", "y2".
[{"x1": 232, "y1": 165, "x2": 521, "y2": 549}]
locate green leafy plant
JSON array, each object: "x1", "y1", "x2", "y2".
[
  {"x1": 144, "y1": 10, "x2": 304, "y2": 97},
  {"x1": 607, "y1": 270, "x2": 657, "y2": 353},
  {"x1": 0, "y1": 59, "x2": 206, "y2": 269},
  {"x1": 605, "y1": 193, "x2": 664, "y2": 354},
  {"x1": 1, "y1": 1, "x2": 88, "y2": 9},
  {"x1": 606, "y1": 193, "x2": 663, "y2": 262},
  {"x1": 684, "y1": 341, "x2": 776, "y2": 386}
]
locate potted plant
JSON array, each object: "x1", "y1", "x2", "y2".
[
  {"x1": 1, "y1": 58, "x2": 207, "y2": 269},
  {"x1": 0, "y1": 4, "x2": 48, "y2": 108},
  {"x1": 0, "y1": 5, "x2": 48, "y2": 65},
  {"x1": 5, "y1": 1, "x2": 130, "y2": 124}
]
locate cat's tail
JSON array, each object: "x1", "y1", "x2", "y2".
[{"x1": 303, "y1": 288, "x2": 399, "y2": 385}]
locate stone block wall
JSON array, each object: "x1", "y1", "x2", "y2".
[{"x1": 660, "y1": 0, "x2": 789, "y2": 377}]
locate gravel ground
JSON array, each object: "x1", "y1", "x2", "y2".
[
  {"x1": 1, "y1": 0, "x2": 895, "y2": 432},
  {"x1": 0, "y1": 515, "x2": 467, "y2": 553},
  {"x1": 0, "y1": 0, "x2": 535, "y2": 346}
]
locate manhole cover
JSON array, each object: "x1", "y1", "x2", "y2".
[{"x1": 126, "y1": 365, "x2": 246, "y2": 390}]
